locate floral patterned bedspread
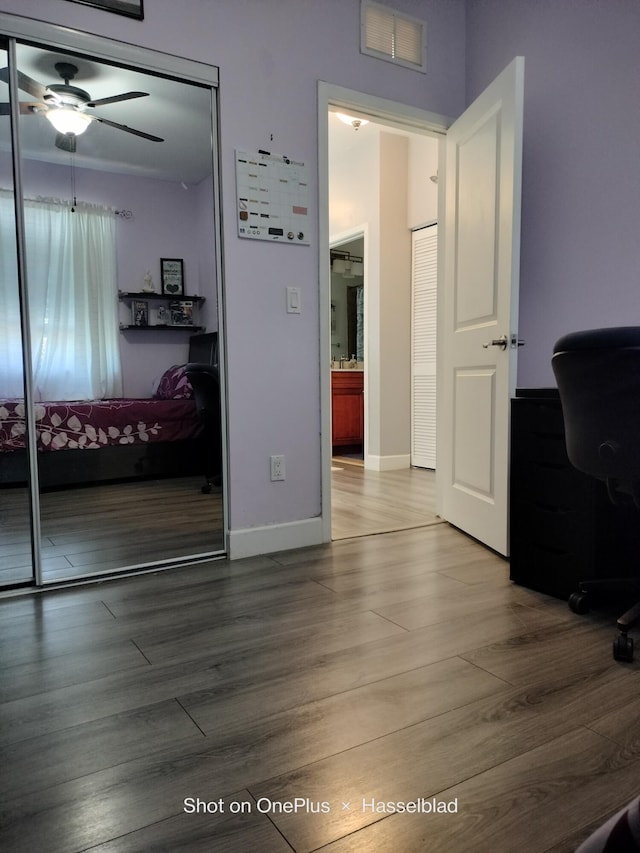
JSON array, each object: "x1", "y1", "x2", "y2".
[{"x1": 0, "y1": 398, "x2": 200, "y2": 453}]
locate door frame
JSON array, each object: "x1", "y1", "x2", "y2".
[
  {"x1": 318, "y1": 82, "x2": 450, "y2": 542},
  {"x1": 0, "y1": 12, "x2": 229, "y2": 582}
]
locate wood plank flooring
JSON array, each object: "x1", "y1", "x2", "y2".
[
  {"x1": 331, "y1": 464, "x2": 440, "y2": 539},
  {"x1": 1, "y1": 522, "x2": 639, "y2": 851},
  {"x1": 0, "y1": 476, "x2": 224, "y2": 587},
  {"x1": 0, "y1": 460, "x2": 425, "y2": 588}
]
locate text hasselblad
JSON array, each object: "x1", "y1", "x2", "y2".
[{"x1": 183, "y1": 797, "x2": 459, "y2": 815}]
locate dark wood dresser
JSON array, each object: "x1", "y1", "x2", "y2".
[{"x1": 509, "y1": 388, "x2": 640, "y2": 599}]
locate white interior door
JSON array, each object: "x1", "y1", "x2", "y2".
[
  {"x1": 411, "y1": 224, "x2": 437, "y2": 469},
  {"x1": 438, "y1": 57, "x2": 524, "y2": 556}
]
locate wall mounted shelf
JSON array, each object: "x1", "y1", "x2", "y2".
[
  {"x1": 119, "y1": 324, "x2": 205, "y2": 331},
  {"x1": 118, "y1": 291, "x2": 205, "y2": 332},
  {"x1": 118, "y1": 291, "x2": 205, "y2": 302}
]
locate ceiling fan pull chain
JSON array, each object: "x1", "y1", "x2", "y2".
[{"x1": 70, "y1": 153, "x2": 76, "y2": 212}]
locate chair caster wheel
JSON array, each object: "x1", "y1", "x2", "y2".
[
  {"x1": 613, "y1": 634, "x2": 634, "y2": 663},
  {"x1": 201, "y1": 484, "x2": 212, "y2": 494},
  {"x1": 569, "y1": 592, "x2": 590, "y2": 614}
]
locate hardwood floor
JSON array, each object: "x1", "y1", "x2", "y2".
[
  {"x1": 331, "y1": 464, "x2": 440, "y2": 539},
  {"x1": 0, "y1": 460, "x2": 426, "y2": 586},
  {"x1": 0, "y1": 476, "x2": 224, "y2": 587},
  {"x1": 1, "y1": 522, "x2": 639, "y2": 851}
]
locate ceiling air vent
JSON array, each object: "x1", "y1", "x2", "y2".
[{"x1": 361, "y1": 0, "x2": 426, "y2": 73}]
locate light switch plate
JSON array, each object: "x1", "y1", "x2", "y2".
[{"x1": 286, "y1": 286, "x2": 301, "y2": 314}]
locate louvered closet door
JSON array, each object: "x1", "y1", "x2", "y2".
[{"x1": 411, "y1": 224, "x2": 437, "y2": 468}]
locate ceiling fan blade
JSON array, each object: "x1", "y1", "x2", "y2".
[
  {"x1": 17, "y1": 70, "x2": 50, "y2": 101},
  {"x1": 55, "y1": 132, "x2": 77, "y2": 153},
  {"x1": 0, "y1": 67, "x2": 50, "y2": 101},
  {"x1": 86, "y1": 91, "x2": 149, "y2": 108},
  {"x1": 93, "y1": 114, "x2": 164, "y2": 142},
  {"x1": 0, "y1": 101, "x2": 48, "y2": 115}
]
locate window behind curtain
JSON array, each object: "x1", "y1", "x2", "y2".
[{"x1": 0, "y1": 193, "x2": 123, "y2": 401}]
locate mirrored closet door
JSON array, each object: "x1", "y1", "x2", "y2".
[
  {"x1": 0, "y1": 38, "x2": 36, "y2": 588},
  {"x1": 0, "y1": 31, "x2": 224, "y2": 588}
]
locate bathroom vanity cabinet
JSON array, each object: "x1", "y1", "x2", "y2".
[{"x1": 331, "y1": 370, "x2": 364, "y2": 449}]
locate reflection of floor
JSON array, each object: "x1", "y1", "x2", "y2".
[
  {"x1": 0, "y1": 477, "x2": 224, "y2": 587},
  {"x1": 331, "y1": 465, "x2": 442, "y2": 540},
  {"x1": 3, "y1": 467, "x2": 435, "y2": 585}
]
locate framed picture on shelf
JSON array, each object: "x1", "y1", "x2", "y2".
[
  {"x1": 65, "y1": 0, "x2": 144, "y2": 19},
  {"x1": 161, "y1": 258, "x2": 184, "y2": 296},
  {"x1": 131, "y1": 300, "x2": 149, "y2": 327}
]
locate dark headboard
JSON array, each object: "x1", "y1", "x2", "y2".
[{"x1": 189, "y1": 332, "x2": 218, "y2": 367}]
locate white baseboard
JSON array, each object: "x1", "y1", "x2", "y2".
[
  {"x1": 228, "y1": 517, "x2": 325, "y2": 560},
  {"x1": 365, "y1": 453, "x2": 411, "y2": 471}
]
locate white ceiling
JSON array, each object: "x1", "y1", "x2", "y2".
[{"x1": 1, "y1": 42, "x2": 215, "y2": 184}]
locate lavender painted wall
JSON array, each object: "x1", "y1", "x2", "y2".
[
  {"x1": 465, "y1": 0, "x2": 640, "y2": 387},
  {"x1": 0, "y1": 0, "x2": 466, "y2": 536}
]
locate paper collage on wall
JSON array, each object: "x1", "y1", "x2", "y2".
[{"x1": 235, "y1": 149, "x2": 310, "y2": 245}]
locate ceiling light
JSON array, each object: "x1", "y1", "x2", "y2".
[
  {"x1": 45, "y1": 108, "x2": 92, "y2": 136},
  {"x1": 336, "y1": 112, "x2": 369, "y2": 131},
  {"x1": 331, "y1": 252, "x2": 364, "y2": 279}
]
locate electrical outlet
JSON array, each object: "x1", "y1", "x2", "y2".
[{"x1": 270, "y1": 454, "x2": 286, "y2": 481}]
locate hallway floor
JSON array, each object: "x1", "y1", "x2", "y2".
[{"x1": 331, "y1": 464, "x2": 439, "y2": 540}]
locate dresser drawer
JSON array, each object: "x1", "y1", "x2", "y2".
[{"x1": 509, "y1": 391, "x2": 640, "y2": 598}]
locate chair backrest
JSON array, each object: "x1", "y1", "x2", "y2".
[
  {"x1": 188, "y1": 332, "x2": 218, "y2": 367},
  {"x1": 551, "y1": 327, "x2": 640, "y2": 484},
  {"x1": 184, "y1": 363, "x2": 221, "y2": 428},
  {"x1": 185, "y1": 363, "x2": 222, "y2": 480}
]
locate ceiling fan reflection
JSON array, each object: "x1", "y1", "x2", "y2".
[{"x1": 0, "y1": 61, "x2": 164, "y2": 152}]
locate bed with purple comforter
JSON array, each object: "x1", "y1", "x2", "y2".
[{"x1": 0, "y1": 395, "x2": 203, "y2": 487}]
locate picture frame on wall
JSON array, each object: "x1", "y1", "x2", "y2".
[
  {"x1": 65, "y1": 0, "x2": 144, "y2": 20},
  {"x1": 161, "y1": 258, "x2": 184, "y2": 296}
]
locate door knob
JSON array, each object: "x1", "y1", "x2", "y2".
[{"x1": 482, "y1": 335, "x2": 508, "y2": 350}]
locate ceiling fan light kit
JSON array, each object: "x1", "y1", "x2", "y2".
[
  {"x1": 0, "y1": 60, "x2": 163, "y2": 150},
  {"x1": 45, "y1": 107, "x2": 91, "y2": 135}
]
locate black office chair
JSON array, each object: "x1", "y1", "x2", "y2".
[
  {"x1": 184, "y1": 363, "x2": 222, "y2": 494},
  {"x1": 552, "y1": 327, "x2": 640, "y2": 662}
]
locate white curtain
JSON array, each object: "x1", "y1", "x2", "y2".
[{"x1": 0, "y1": 192, "x2": 122, "y2": 401}]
